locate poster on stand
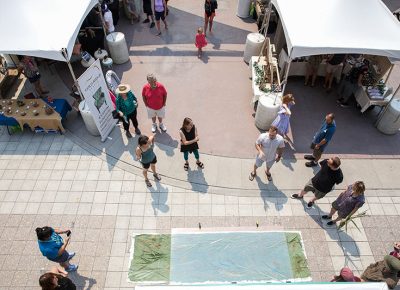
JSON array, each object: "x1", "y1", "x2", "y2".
[{"x1": 77, "y1": 59, "x2": 115, "y2": 142}]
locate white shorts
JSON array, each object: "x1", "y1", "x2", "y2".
[
  {"x1": 255, "y1": 156, "x2": 275, "y2": 169},
  {"x1": 147, "y1": 106, "x2": 165, "y2": 118}
]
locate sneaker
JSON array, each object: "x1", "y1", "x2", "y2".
[
  {"x1": 305, "y1": 161, "x2": 318, "y2": 167},
  {"x1": 151, "y1": 123, "x2": 157, "y2": 133},
  {"x1": 321, "y1": 215, "x2": 331, "y2": 219},
  {"x1": 143, "y1": 19, "x2": 150, "y2": 23},
  {"x1": 67, "y1": 252, "x2": 75, "y2": 261},
  {"x1": 327, "y1": 221, "x2": 335, "y2": 226},
  {"x1": 307, "y1": 201, "x2": 314, "y2": 208},
  {"x1": 135, "y1": 128, "x2": 141, "y2": 135},
  {"x1": 159, "y1": 123, "x2": 167, "y2": 132},
  {"x1": 304, "y1": 154, "x2": 315, "y2": 160},
  {"x1": 156, "y1": 31, "x2": 162, "y2": 36},
  {"x1": 291, "y1": 193, "x2": 303, "y2": 199},
  {"x1": 150, "y1": 22, "x2": 155, "y2": 28},
  {"x1": 126, "y1": 131, "x2": 132, "y2": 138},
  {"x1": 66, "y1": 264, "x2": 78, "y2": 272}
]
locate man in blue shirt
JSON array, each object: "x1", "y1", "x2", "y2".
[{"x1": 304, "y1": 113, "x2": 336, "y2": 167}]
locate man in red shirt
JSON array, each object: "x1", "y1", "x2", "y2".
[{"x1": 142, "y1": 74, "x2": 168, "y2": 133}]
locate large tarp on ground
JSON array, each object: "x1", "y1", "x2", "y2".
[{"x1": 128, "y1": 231, "x2": 311, "y2": 285}]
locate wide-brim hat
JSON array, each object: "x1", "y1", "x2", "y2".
[
  {"x1": 340, "y1": 267, "x2": 356, "y2": 282},
  {"x1": 116, "y1": 84, "x2": 131, "y2": 95}
]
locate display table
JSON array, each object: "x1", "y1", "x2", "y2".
[
  {"x1": 354, "y1": 86, "x2": 391, "y2": 113},
  {"x1": 250, "y1": 56, "x2": 282, "y2": 104},
  {"x1": 0, "y1": 98, "x2": 71, "y2": 133}
]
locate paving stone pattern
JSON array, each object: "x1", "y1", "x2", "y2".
[{"x1": 0, "y1": 129, "x2": 399, "y2": 289}]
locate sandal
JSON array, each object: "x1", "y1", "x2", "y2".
[
  {"x1": 196, "y1": 161, "x2": 204, "y2": 169},
  {"x1": 266, "y1": 172, "x2": 272, "y2": 181},
  {"x1": 184, "y1": 163, "x2": 189, "y2": 171},
  {"x1": 249, "y1": 172, "x2": 256, "y2": 181},
  {"x1": 145, "y1": 179, "x2": 152, "y2": 187},
  {"x1": 153, "y1": 173, "x2": 162, "y2": 181}
]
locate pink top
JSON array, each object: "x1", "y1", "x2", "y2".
[{"x1": 195, "y1": 33, "x2": 207, "y2": 48}]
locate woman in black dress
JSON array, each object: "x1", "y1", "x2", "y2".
[
  {"x1": 204, "y1": 0, "x2": 218, "y2": 36},
  {"x1": 180, "y1": 117, "x2": 204, "y2": 171}
]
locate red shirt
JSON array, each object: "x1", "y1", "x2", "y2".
[{"x1": 142, "y1": 82, "x2": 167, "y2": 110}]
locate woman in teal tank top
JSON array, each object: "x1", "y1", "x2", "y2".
[{"x1": 135, "y1": 135, "x2": 161, "y2": 187}]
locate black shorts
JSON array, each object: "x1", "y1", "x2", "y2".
[
  {"x1": 28, "y1": 72, "x2": 41, "y2": 83},
  {"x1": 143, "y1": 0, "x2": 153, "y2": 15},
  {"x1": 155, "y1": 11, "x2": 165, "y2": 21},
  {"x1": 141, "y1": 156, "x2": 157, "y2": 169}
]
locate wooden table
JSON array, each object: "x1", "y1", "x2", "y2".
[{"x1": 0, "y1": 98, "x2": 65, "y2": 132}]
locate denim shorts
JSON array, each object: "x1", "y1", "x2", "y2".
[{"x1": 48, "y1": 250, "x2": 69, "y2": 263}]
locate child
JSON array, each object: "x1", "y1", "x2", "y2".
[
  {"x1": 195, "y1": 27, "x2": 207, "y2": 58},
  {"x1": 271, "y1": 94, "x2": 295, "y2": 138},
  {"x1": 180, "y1": 117, "x2": 204, "y2": 171},
  {"x1": 135, "y1": 135, "x2": 161, "y2": 187}
]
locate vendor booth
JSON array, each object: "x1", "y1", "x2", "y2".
[{"x1": 251, "y1": 0, "x2": 400, "y2": 132}]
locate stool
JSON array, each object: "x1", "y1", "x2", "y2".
[
  {"x1": 94, "y1": 49, "x2": 108, "y2": 60},
  {"x1": 102, "y1": 57, "x2": 113, "y2": 71}
]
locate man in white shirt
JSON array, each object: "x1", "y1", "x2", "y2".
[
  {"x1": 102, "y1": 4, "x2": 115, "y2": 33},
  {"x1": 249, "y1": 126, "x2": 285, "y2": 182}
]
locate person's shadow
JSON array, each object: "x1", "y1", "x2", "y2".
[
  {"x1": 304, "y1": 202, "x2": 360, "y2": 258},
  {"x1": 187, "y1": 166, "x2": 209, "y2": 193},
  {"x1": 154, "y1": 132, "x2": 179, "y2": 157},
  {"x1": 149, "y1": 181, "x2": 170, "y2": 216},
  {"x1": 255, "y1": 176, "x2": 288, "y2": 212},
  {"x1": 68, "y1": 272, "x2": 96, "y2": 290}
]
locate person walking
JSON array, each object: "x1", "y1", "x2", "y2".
[
  {"x1": 304, "y1": 113, "x2": 336, "y2": 167},
  {"x1": 136, "y1": 134, "x2": 162, "y2": 187},
  {"x1": 180, "y1": 117, "x2": 204, "y2": 171},
  {"x1": 322, "y1": 181, "x2": 365, "y2": 226},
  {"x1": 115, "y1": 84, "x2": 141, "y2": 138},
  {"x1": 204, "y1": 0, "x2": 218, "y2": 36},
  {"x1": 271, "y1": 94, "x2": 295, "y2": 137},
  {"x1": 18, "y1": 56, "x2": 49, "y2": 98},
  {"x1": 39, "y1": 266, "x2": 76, "y2": 290},
  {"x1": 291, "y1": 157, "x2": 343, "y2": 208},
  {"x1": 249, "y1": 126, "x2": 285, "y2": 182},
  {"x1": 154, "y1": 0, "x2": 168, "y2": 36},
  {"x1": 195, "y1": 27, "x2": 207, "y2": 58},
  {"x1": 36, "y1": 227, "x2": 78, "y2": 272},
  {"x1": 304, "y1": 55, "x2": 323, "y2": 87},
  {"x1": 142, "y1": 0, "x2": 155, "y2": 28},
  {"x1": 142, "y1": 74, "x2": 168, "y2": 133}
]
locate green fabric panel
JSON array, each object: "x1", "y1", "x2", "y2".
[
  {"x1": 285, "y1": 232, "x2": 311, "y2": 278},
  {"x1": 128, "y1": 234, "x2": 171, "y2": 282}
]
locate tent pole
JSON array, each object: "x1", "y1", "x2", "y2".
[
  {"x1": 62, "y1": 48, "x2": 84, "y2": 100},
  {"x1": 282, "y1": 58, "x2": 292, "y2": 93},
  {"x1": 375, "y1": 83, "x2": 400, "y2": 127}
]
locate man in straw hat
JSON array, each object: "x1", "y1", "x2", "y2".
[
  {"x1": 142, "y1": 74, "x2": 168, "y2": 133},
  {"x1": 115, "y1": 84, "x2": 141, "y2": 138}
]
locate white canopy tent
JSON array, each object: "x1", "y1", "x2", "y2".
[
  {"x1": 0, "y1": 0, "x2": 99, "y2": 62},
  {"x1": 266, "y1": 0, "x2": 400, "y2": 90}
]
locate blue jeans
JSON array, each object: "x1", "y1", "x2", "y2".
[{"x1": 183, "y1": 149, "x2": 199, "y2": 161}]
